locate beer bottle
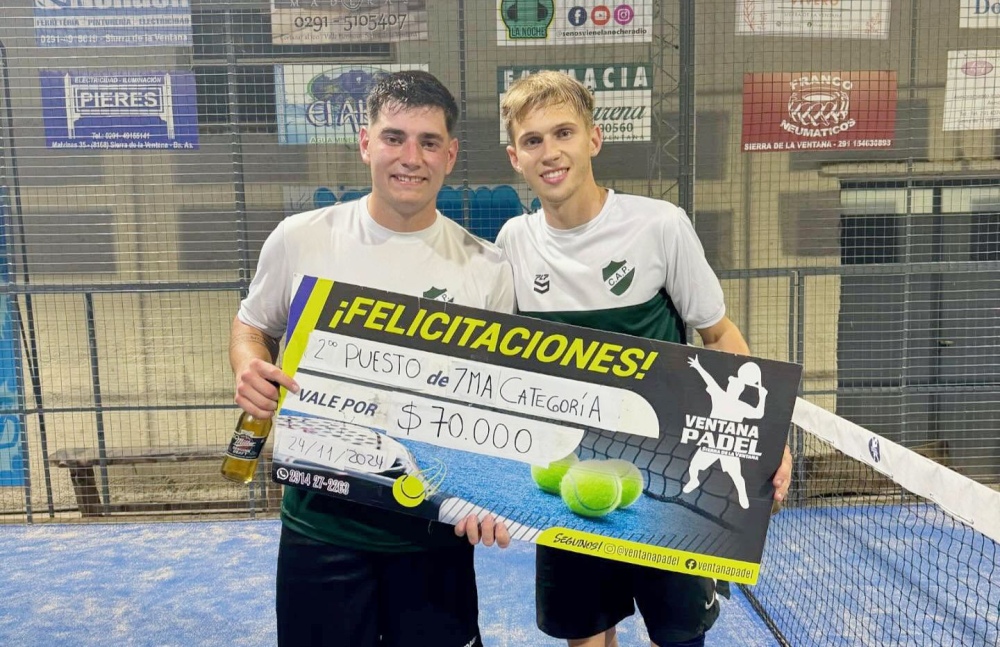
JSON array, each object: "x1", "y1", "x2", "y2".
[{"x1": 221, "y1": 411, "x2": 273, "y2": 484}]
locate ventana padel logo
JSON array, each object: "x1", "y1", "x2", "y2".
[{"x1": 680, "y1": 356, "x2": 769, "y2": 510}]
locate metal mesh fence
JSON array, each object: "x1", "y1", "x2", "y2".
[{"x1": 0, "y1": 0, "x2": 996, "y2": 541}]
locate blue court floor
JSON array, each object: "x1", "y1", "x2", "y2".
[{"x1": 0, "y1": 520, "x2": 777, "y2": 646}]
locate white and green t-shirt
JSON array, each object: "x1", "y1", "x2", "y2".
[
  {"x1": 496, "y1": 189, "x2": 725, "y2": 344},
  {"x1": 239, "y1": 197, "x2": 515, "y2": 551},
  {"x1": 240, "y1": 198, "x2": 514, "y2": 339}
]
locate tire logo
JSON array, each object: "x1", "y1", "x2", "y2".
[{"x1": 788, "y1": 83, "x2": 850, "y2": 128}]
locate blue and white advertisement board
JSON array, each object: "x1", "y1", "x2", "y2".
[
  {"x1": 33, "y1": 0, "x2": 192, "y2": 48},
  {"x1": 0, "y1": 187, "x2": 23, "y2": 487},
  {"x1": 276, "y1": 64, "x2": 426, "y2": 145},
  {"x1": 40, "y1": 70, "x2": 199, "y2": 150}
]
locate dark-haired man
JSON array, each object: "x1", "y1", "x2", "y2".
[{"x1": 229, "y1": 71, "x2": 514, "y2": 647}]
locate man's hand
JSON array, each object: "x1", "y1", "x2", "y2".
[
  {"x1": 454, "y1": 513, "x2": 511, "y2": 548},
  {"x1": 230, "y1": 318, "x2": 298, "y2": 418},
  {"x1": 771, "y1": 444, "x2": 792, "y2": 514},
  {"x1": 234, "y1": 357, "x2": 298, "y2": 419}
]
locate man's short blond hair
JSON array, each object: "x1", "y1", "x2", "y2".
[{"x1": 500, "y1": 71, "x2": 595, "y2": 143}]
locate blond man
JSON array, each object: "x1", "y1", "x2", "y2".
[{"x1": 496, "y1": 70, "x2": 792, "y2": 647}]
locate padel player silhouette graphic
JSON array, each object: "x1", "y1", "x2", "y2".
[{"x1": 683, "y1": 356, "x2": 769, "y2": 508}]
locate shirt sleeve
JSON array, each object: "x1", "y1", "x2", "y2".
[
  {"x1": 662, "y1": 207, "x2": 726, "y2": 330},
  {"x1": 492, "y1": 225, "x2": 518, "y2": 313},
  {"x1": 237, "y1": 219, "x2": 293, "y2": 339},
  {"x1": 495, "y1": 222, "x2": 510, "y2": 252},
  {"x1": 488, "y1": 259, "x2": 517, "y2": 314}
]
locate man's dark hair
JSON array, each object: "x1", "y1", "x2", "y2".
[{"x1": 366, "y1": 70, "x2": 459, "y2": 134}]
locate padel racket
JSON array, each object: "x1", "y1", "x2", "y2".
[{"x1": 272, "y1": 414, "x2": 541, "y2": 541}]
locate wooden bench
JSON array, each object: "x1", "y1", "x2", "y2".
[{"x1": 49, "y1": 445, "x2": 281, "y2": 517}]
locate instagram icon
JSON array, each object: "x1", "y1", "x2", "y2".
[{"x1": 614, "y1": 4, "x2": 635, "y2": 26}]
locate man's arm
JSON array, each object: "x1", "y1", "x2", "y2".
[
  {"x1": 230, "y1": 316, "x2": 298, "y2": 419},
  {"x1": 697, "y1": 316, "x2": 750, "y2": 355},
  {"x1": 696, "y1": 316, "x2": 791, "y2": 507}
]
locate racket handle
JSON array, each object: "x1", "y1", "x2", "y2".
[{"x1": 436, "y1": 497, "x2": 541, "y2": 542}]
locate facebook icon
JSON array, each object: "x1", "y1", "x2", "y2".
[{"x1": 568, "y1": 6, "x2": 587, "y2": 26}]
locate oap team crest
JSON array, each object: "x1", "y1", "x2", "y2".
[
  {"x1": 422, "y1": 287, "x2": 454, "y2": 303},
  {"x1": 602, "y1": 259, "x2": 634, "y2": 296}
]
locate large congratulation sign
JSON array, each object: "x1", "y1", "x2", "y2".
[
  {"x1": 498, "y1": 65, "x2": 651, "y2": 143},
  {"x1": 40, "y1": 70, "x2": 199, "y2": 151},
  {"x1": 270, "y1": 0, "x2": 428, "y2": 45},
  {"x1": 496, "y1": 1, "x2": 652, "y2": 46},
  {"x1": 271, "y1": 278, "x2": 802, "y2": 584},
  {"x1": 944, "y1": 51, "x2": 1000, "y2": 131},
  {"x1": 742, "y1": 71, "x2": 897, "y2": 153},
  {"x1": 276, "y1": 64, "x2": 426, "y2": 145},
  {"x1": 737, "y1": 0, "x2": 890, "y2": 39},
  {"x1": 33, "y1": 0, "x2": 192, "y2": 48}
]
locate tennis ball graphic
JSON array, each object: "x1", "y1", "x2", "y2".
[
  {"x1": 560, "y1": 460, "x2": 622, "y2": 518},
  {"x1": 604, "y1": 459, "x2": 644, "y2": 508},
  {"x1": 392, "y1": 474, "x2": 426, "y2": 508},
  {"x1": 531, "y1": 453, "x2": 579, "y2": 494}
]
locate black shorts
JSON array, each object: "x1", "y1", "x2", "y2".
[
  {"x1": 536, "y1": 546, "x2": 720, "y2": 646},
  {"x1": 276, "y1": 525, "x2": 482, "y2": 647}
]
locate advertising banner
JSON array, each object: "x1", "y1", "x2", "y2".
[
  {"x1": 270, "y1": 0, "x2": 428, "y2": 45},
  {"x1": 40, "y1": 70, "x2": 199, "y2": 151},
  {"x1": 737, "y1": 0, "x2": 890, "y2": 39},
  {"x1": 275, "y1": 64, "x2": 426, "y2": 145},
  {"x1": 496, "y1": 1, "x2": 652, "y2": 46},
  {"x1": 742, "y1": 71, "x2": 897, "y2": 153},
  {"x1": 271, "y1": 279, "x2": 802, "y2": 584},
  {"x1": 498, "y1": 65, "x2": 651, "y2": 143},
  {"x1": 0, "y1": 188, "x2": 23, "y2": 487},
  {"x1": 960, "y1": 0, "x2": 1000, "y2": 28},
  {"x1": 33, "y1": 0, "x2": 192, "y2": 48},
  {"x1": 943, "y1": 51, "x2": 1000, "y2": 131}
]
